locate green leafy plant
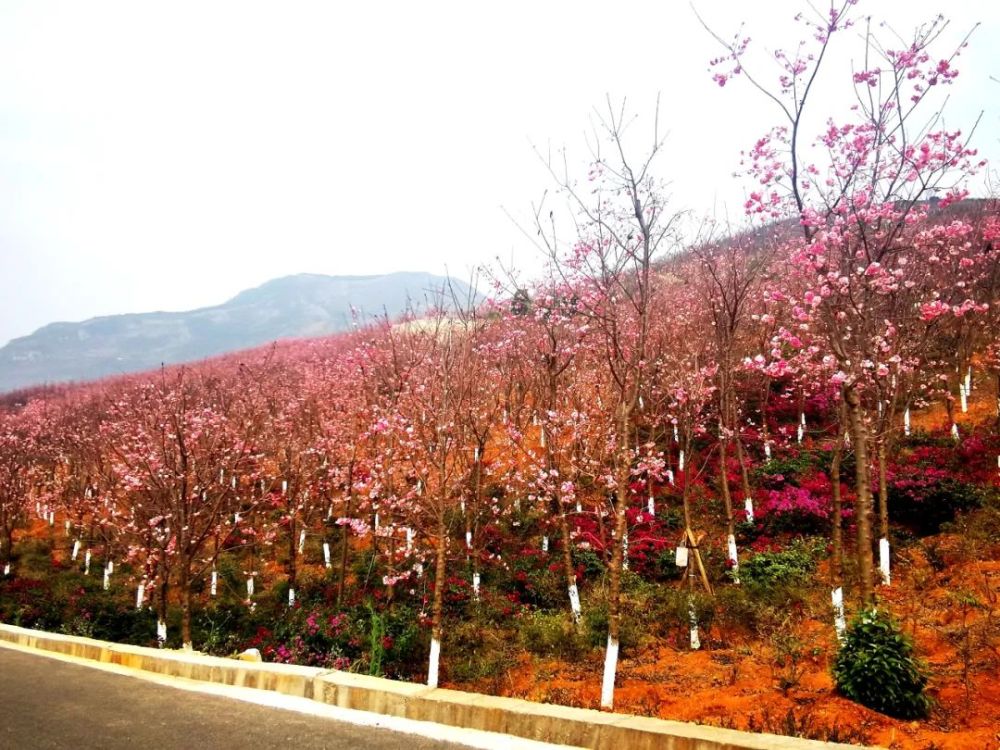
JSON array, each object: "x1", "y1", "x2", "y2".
[
  {"x1": 833, "y1": 609, "x2": 931, "y2": 719},
  {"x1": 366, "y1": 601, "x2": 386, "y2": 676},
  {"x1": 519, "y1": 610, "x2": 589, "y2": 659},
  {"x1": 446, "y1": 620, "x2": 517, "y2": 685},
  {"x1": 739, "y1": 539, "x2": 821, "y2": 591}
]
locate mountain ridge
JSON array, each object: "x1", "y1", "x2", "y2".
[{"x1": 0, "y1": 271, "x2": 478, "y2": 393}]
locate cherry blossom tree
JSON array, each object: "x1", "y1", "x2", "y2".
[{"x1": 708, "y1": 0, "x2": 987, "y2": 604}]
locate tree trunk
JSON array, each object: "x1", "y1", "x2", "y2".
[
  {"x1": 733, "y1": 434, "x2": 753, "y2": 511},
  {"x1": 157, "y1": 573, "x2": 170, "y2": 648},
  {"x1": 0, "y1": 527, "x2": 11, "y2": 567},
  {"x1": 995, "y1": 371, "x2": 1000, "y2": 431},
  {"x1": 337, "y1": 490, "x2": 354, "y2": 607},
  {"x1": 596, "y1": 500, "x2": 608, "y2": 563},
  {"x1": 877, "y1": 440, "x2": 889, "y2": 540},
  {"x1": 288, "y1": 515, "x2": 298, "y2": 600},
  {"x1": 180, "y1": 566, "x2": 193, "y2": 650},
  {"x1": 681, "y1": 432, "x2": 694, "y2": 531},
  {"x1": 428, "y1": 507, "x2": 447, "y2": 688},
  {"x1": 601, "y1": 458, "x2": 630, "y2": 709},
  {"x1": 717, "y1": 436, "x2": 735, "y2": 539},
  {"x1": 830, "y1": 423, "x2": 844, "y2": 587},
  {"x1": 607, "y1": 469, "x2": 630, "y2": 647},
  {"x1": 558, "y1": 509, "x2": 581, "y2": 622},
  {"x1": 844, "y1": 384, "x2": 875, "y2": 606}
]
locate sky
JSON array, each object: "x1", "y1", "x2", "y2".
[{"x1": 1, "y1": 1, "x2": 997, "y2": 347}]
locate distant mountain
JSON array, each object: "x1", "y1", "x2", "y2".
[{"x1": 0, "y1": 272, "x2": 479, "y2": 393}]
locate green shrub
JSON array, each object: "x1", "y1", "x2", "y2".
[
  {"x1": 754, "y1": 453, "x2": 817, "y2": 485},
  {"x1": 739, "y1": 540, "x2": 820, "y2": 591},
  {"x1": 519, "y1": 610, "x2": 589, "y2": 659},
  {"x1": 11, "y1": 537, "x2": 56, "y2": 579},
  {"x1": 890, "y1": 478, "x2": 985, "y2": 535},
  {"x1": 359, "y1": 603, "x2": 424, "y2": 678},
  {"x1": 651, "y1": 547, "x2": 685, "y2": 582},
  {"x1": 715, "y1": 585, "x2": 780, "y2": 636},
  {"x1": 833, "y1": 609, "x2": 931, "y2": 719},
  {"x1": 899, "y1": 431, "x2": 954, "y2": 448},
  {"x1": 446, "y1": 620, "x2": 517, "y2": 684},
  {"x1": 572, "y1": 548, "x2": 606, "y2": 580}
]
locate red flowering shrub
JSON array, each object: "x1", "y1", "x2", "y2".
[{"x1": 757, "y1": 476, "x2": 831, "y2": 534}]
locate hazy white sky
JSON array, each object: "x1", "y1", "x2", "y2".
[{"x1": 1, "y1": 0, "x2": 997, "y2": 346}]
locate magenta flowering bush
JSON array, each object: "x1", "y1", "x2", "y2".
[
  {"x1": 758, "y1": 482, "x2": 830, "y2": 534},
  {"x1": 887, "y1": 461, "x2": 985, "y2": 534}
]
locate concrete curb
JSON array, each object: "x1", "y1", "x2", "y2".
[{"x1": 0, "y1": 624, "x2": 880, "y2": 750}]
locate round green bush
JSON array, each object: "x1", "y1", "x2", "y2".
[{"x1": 833, "y1": 608, "x2": 930, "y2": 719}]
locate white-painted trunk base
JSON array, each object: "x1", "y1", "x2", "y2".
[
  {"x1": 568, "y1": 584, "x2": 581, "y2": 621},
  {"x1": 288, "y1": 587, "x2": 296, "y2": 607},
  {"x1": 678, "y1": 451, "x2": 685, "y2": 472},
  {"x1": 136, "y1": 583, "x2": 145, "y2": 609},
  {"x1": 689, "y1": 602, "x2": 701, "y2": 650},
  {"x1": 298, "y1": 530, "x2": 306, "y2": 554},
  {"x1": 246, "y1": 577, "x2": 255, "y2": 598},
  {"x1": 210, "y1": 570, "x2": 218, "y2": 597},
  {"x1": 71, "y1": 540, "x2": 80, "y2": 561},
  {"x1": 666, "y1": 469, "x2": 675, "y2": 486},
  {"x1": 465, "y1": 530, "x2": 472, "y2": 549},
  {"x1": 600, "y1": 636, "x2": 619, "y2": 709},
  {"x1": 647, "y1": 497, "x2": 655, "y2": 516},
  {"x1": 952, "y1": 423, "x2": 960, "y2": 441},
  {"x1": 541, "y1": 536, "x2": 549, "y2": 552},
  {"x1": 879, "y1": 537, "x2": 891, "y2": 585},
  {"x1": 427, "y1": 637, "x2": 441, "y2": 688},
  {"x1": 764, "y1": 441, "x2": 772, "y2": 459},
  {"x1": 903, "y1": 407, "x2": 911, "y2": 436},
  {"x1": 84, "y1": 550, "x2": 91, "y2": 575},
  {"x1": 727, "y1": 534, "x2": 740, "y2": 583},
  {"x1": 744, "y1": 497, "x2": 754, "y2": 524},
  {"x1": 472, "y1": 572, "x2": 480, "y2": 600},
  {"x1": 3, "y1": 564, "x2": 9, "y2": 576},
  {"x1": 832, "y1": 586, "x2": 846, "y2": 640},
  {"x1": 323, "y1": 542, "x2": 332, "y2": 567},
  {"x1": 156, "y1": 619, "x2": 167, "y2": 646}
]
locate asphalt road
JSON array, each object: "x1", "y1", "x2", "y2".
[{"x1": 0, "y1": 647, "x2": 465, "y2": 750}]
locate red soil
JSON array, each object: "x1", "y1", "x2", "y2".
[{"x1": 448, "y1": 536, "x2": 1000, "y2": 750}]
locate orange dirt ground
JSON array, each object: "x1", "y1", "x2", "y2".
[
  {"x1": 450, "y1": 553, "x2": 1000, "y2": 749},
  {"x1": 447, "y1": 396, "x2": 1000, "y2": 750}
]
